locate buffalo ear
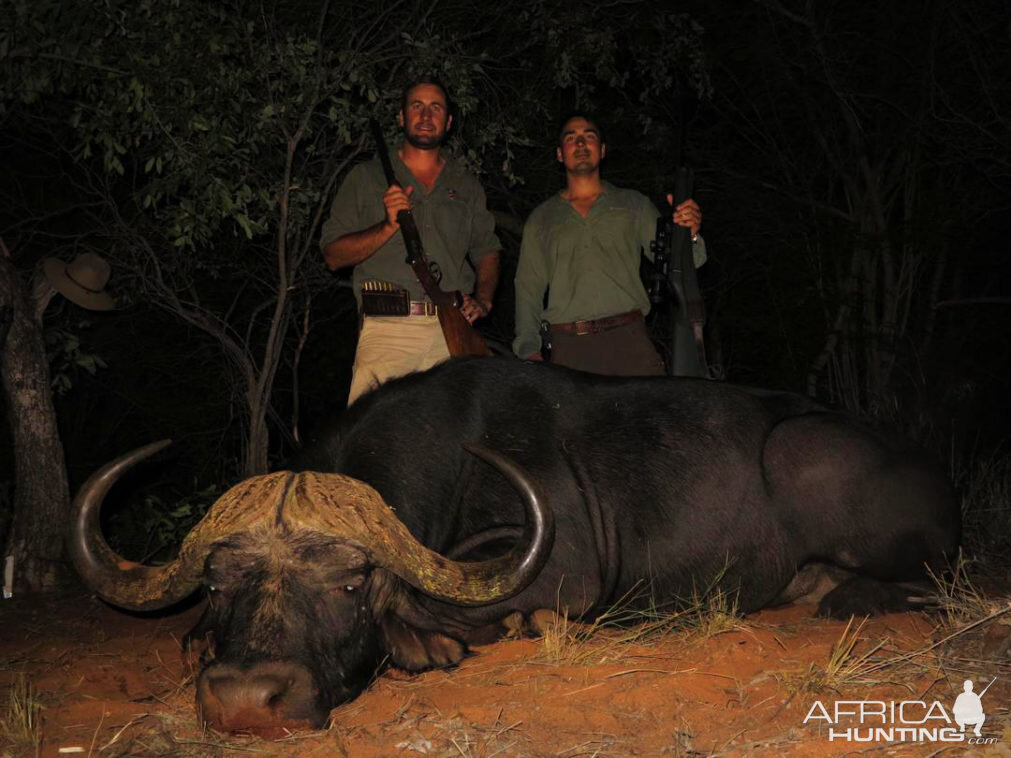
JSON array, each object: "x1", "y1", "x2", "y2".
[{"x1": 379, "y1": 612, "x2": 468, "y2": 671}]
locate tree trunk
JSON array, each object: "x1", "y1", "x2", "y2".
[{"x1": 0, "y1": 256, "x2": 71, "y2": 593}]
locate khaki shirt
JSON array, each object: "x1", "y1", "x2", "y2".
[
  {"x1": 320, "y1": 149, "x2": 501, "y2": 307},
  {"x1": 513, "y1": 182, "x2": 706, "y2": 358}
]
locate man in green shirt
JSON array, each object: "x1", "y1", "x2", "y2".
[
  {"x1": 513, "y1": 112, "x2": 706, "y2": 375},
  {"x1": 321, "y1": 76, "x2": 501, "y2": 404}
]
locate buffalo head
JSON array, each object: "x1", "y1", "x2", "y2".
[{"x1": 69, "y1": 441, "x2": 553, "y2": 735}]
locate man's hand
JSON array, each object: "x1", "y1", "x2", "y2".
[
  {"x1": 460, "y1": 294, "x2": 491, "y2": 324},
  {"x1": 666, "y1": 194, "x2": 702, "y2": 239},
  {"x1": 383, "y1": 184, "x2": 414, "y2": 229}
]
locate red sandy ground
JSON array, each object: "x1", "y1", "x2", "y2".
[{"x1": 1, "y1": 593, "x2": 1009, "y2": 757}]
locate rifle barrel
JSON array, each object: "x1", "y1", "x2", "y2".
[{"x1": 369, "y1": 119, "x2": 398, "y2": 187}]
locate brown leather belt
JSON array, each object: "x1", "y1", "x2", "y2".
[
  {"x1": 407, "y1": 300, "x2": 438, "y2": 316},
  {"x1": 550, "y1": 310, "x2": 642, "y2": 336}
]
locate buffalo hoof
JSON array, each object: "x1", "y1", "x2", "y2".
[
  {"x1": 497, "y1": 608, "x2": 562, "y2": 638},
  {"x1": 527, "y1": 608, "x2": 563, "y2": 636},
  {"x1": 461, "y1": 609, "x2": 566, "y2": 645},
  {"x1": 816, "y1": 576, "x2": 922, "y2": 619},
  {"x1": 380, "y1": 613, "x2": 468, "y2": 670},
  {"x1": 501, "y1": 611, "x2": 526, "y2": 639}
]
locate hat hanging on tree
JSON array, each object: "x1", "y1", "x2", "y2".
[{"x1": 42, "y1": 253, "x2": 115, "y2": 311}]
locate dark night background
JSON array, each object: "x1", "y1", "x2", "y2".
[{"x1": 1, "y1": 0, "x2": 1009, "y2": 571}]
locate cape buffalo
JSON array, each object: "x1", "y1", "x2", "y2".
[{"x1": 69, "y1": 358, "x2": 959, "y2": 735}]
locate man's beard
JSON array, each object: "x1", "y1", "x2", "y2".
[{"x1": 404, "y1": 128, "x2": 447, "y2": 150}]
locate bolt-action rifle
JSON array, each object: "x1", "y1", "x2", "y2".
[
  {"x1": 648, "y1": 167, "x2": 708, "y2": 377},
  {"x1": 646, "y1": 72, "x2": 711, "y2": 378},
  {"x1": 368, "y1": 119, "x2": 491, "y2": 357}
]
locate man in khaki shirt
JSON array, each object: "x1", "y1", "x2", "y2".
[
  {"x1": 321, "y1": 76, "x2": 501, "y2": 405},
  {"x1": 513, "y1": 112, "x2": 705, "y2": 376}
]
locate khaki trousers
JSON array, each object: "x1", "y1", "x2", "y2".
[{"x1": 347, "y1": 315, "x2": 450, "y2": 406}]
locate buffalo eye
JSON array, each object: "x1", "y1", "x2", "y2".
[{"x1": 333, "y1": 574, "x2": 365, "y2": 596}]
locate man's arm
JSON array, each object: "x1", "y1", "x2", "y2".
[
  {"x1": 321, "y1": 182, "x2": 413, "y2": 271},
  {"x1": 513, "y1": 220, "x2": 549, "y2": 360},
  {"x1": 461, "y1": 251, "x2": 500, "y2": 323},
  {"x1": 322, "y1": 221, "x2": 395, "y2": 271},
  {"x1": 458, "y1": 179, "x2": 503, "y2": 323}
]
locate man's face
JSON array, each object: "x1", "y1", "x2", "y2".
[
  {"x1": 398, "y1": 84, "x2": 452, "y2": 150},
  {"x1": 556, "y1": 117, "x2": 605, "y2": 175}
]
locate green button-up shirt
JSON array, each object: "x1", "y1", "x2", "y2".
[
  {"x1": 320, "y1": 149, "x2": 501, "y2": 307},
  {"x1": 512, "y1": 182, "x2": 706, "y2": 358}
]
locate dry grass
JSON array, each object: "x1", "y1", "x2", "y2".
[
  {"x1": 537, "y1": 574, "x2": 741, "y2": 666},
  {"x1": 681, "y1": 583, "x2": 740, "y2": 640},
  {"x1": 0, "y1": 674, "x2": 42, "y2": 758},
  {"x1": 384, "y1": 708, "x2": 526, "y2": 758},
  {"x1": 772, "y1": 553, "x2": 1011, "y2": 700},
  {"x1": 928, "y1": 550, "x2": 1005, "y2": 630},
  {"x1": 777, "y1": 617, "x2": 887, "y2": 695},
  {"x1": 915, "y1": 549, "x2": 1011, "y2": 697},
  {"x1": 93, "y1": 709, "x2": 339, "y2": 757}
]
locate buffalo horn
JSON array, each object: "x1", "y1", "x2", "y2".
[
  {"x1": 288, "y1": 444, "x2": 555, "y2": 606},
  {"x1": 69, "y1": 441, "x2": 293, "y2": 611}
]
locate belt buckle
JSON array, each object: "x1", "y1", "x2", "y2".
[{"x1": 411, "y1": 300, "x2": 437, "y2": 316}]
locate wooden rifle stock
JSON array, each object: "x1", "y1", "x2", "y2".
[{"x1": 368, "y1": 119, "x2": 491, "y2": 357}]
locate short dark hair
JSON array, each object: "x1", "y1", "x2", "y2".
[
  {"x1": 401, "y1": 75, "x2": 453, "y2": 116},
  {"x1": 557, "y1": 110, "x2": 605, "y2": 146}
]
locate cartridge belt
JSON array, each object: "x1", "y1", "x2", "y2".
[{"x1": 360, "y1": 282, "x2": 437, "y2": 317}]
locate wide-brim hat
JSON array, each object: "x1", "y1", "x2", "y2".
[{"x1": 43, "y1": 253, "x2": 115, "y2": 311}]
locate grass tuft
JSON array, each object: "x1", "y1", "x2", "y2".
[
  {"x1": 538, "y1": 571, "x2": 741, "y2": 666},
  {"x1": 928, "y1": 550, "x2": 1001, "y2": 630},
  {"x1": 778, "y1": 617, "x2": 886, "y2": 694},
  {"x1": 1, "y1": 674, "x2": 42, "y2": 756}
]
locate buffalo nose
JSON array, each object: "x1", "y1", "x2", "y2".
[
  {"x1": 196, "y1": 661, "x2": 322, "y2": 736},
  {"x1": 208, "y1": 670, "x2": 289, "y2": 709}
]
